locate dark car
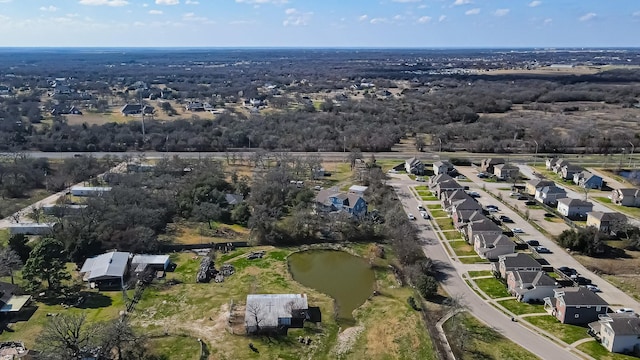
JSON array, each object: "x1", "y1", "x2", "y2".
[
  {"x1": 526, "y1": 240, "x2": 540, "y2": 247},
  {"x1": 517, "y1": 195, "x2": 529, "y2": 200},
  {"x1": 477, "y1": 172, "x2": 488, "y2": 178},
  {"x1": 524, "y1": 200, "x2": 537, "y2": 206},
  {"x1": 575, "y1": 276, "x2": 592, "y2": 285},
  {"x1": 558, "y1": 266, "x2": 577, "y2": 276},
  {"x1": 499, "y1": 215, "x2": 514, "y2": 223}
]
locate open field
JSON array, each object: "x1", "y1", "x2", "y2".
[
  {"x1": 0, "y1": 189, "x2": 53, "y2": 219},
  {"x1": 167, "y1": 221, "x2": 249, "y2": 245},
  {"x1": 443, "y1": 312, "x2": 539, "y2": 360},
  {"x1": 524, "y1": 315, "x2": 590, "y2": 345},
  {"x1": 132, "y1": 245, "x2": 435, "y2": 360}
]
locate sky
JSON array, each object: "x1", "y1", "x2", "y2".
[{"x1": 0, "y1": 0, "x2": 638, "y2": 48}]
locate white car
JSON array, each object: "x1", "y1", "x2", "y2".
[
  {"x1": 486, "y1": 207, "x2": 499, "y2": 212},
  {"x1": 585, "y1": 285, "x2": 601, "y2": 293},
  {"x1": 617, "y1": 308, "x2": 635, "y2": 314},
  {"x1": 511, "y1": 228, "x2": 524, "y2": 234},
  {"x1": 417, "y1": 204, "x2": 425, "y2": 211},
  {"x1": 408, "y1": 213, "x2": 416, "y2": 220},
  {"x1": 420, "y1": 211, "x2": 429, "y2": 219}
]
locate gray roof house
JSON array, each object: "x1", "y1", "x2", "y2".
[
  {"x1": 535, "y1": 185, "x2": 567, "y2": 206},
  {"x1": 434, "y1": 180, "x2": 464, "y2": 199},
  {"x1": 494, "y1": 253, "x2": 543, "y2": 279},
  {"x1": 544, "y1": 287, "x2": 609, "y2": 325},
  {"x1": 452, "y1": 209, "x2": 485, "y2": 230},
  {"x1": 493, "y1": 163, "x2": 519, "y2": 180},
  {"x1": 560, "y1": 164, "x2": 583, "y2": 180},
  {"x1": 405, "y1": 157, "x2": 425, "y2": 175},
  {"x1": 506, "y1": 271, "x2": 559, "y2": 303},
  {"x1": 225, "y1": 193, "x2": 245, "y2": 206},
  {"x1": 573, "y1": 171, "x2": 603, "y2": 190},
  {"x1": 80, "y1": 251, "x2": 131, "y2": 289},
  {"x1": 612, "y1": 188, "x2": 640, "y2": 207},
  {"x1": 466, "y1": 218, "x2": 503, "y2": 245},
  {"x1": 429, "y1": 173, "x2": 454, "y2": 189},
  {"x1": 442, "y1": 189, "x2": 472, "y2": 208},
  {"x1": 449, "y1": 198, "x2": 482, "y2": 215},
  {"x1": 473, "y1": 234, "x2": 515, "y2": 260},
  {"x1": 433, "y1": 160, "x2": 454, "y2": 175},
  {"x1": 586, "y1": 211, "x2": 627, "y2": 233},
  {"x1": 588, "y1": 313, "x2": 640, "y2": 354},
  {"x1": 245, "y1": 294, "x2": 311, "y2": 335},
  {"x1": 557, "y1": 198, "x2": 593, "y2": 219},
  {"x1": 480, "y1": 158, "x2": 505, "y2": 174},
  {"x1": 526, "y1": 179, "x2": 555, "y2": 195}
]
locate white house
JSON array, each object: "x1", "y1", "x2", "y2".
[
  {"x1": 8, "y1": 222, "x2": 56, "y2": 236},
  {"x1": 433, "y1": 160, "x2": 454, "y2": 175},
  {"x1": 588, "y1": 313, "x2": 640, "y2": 354},
  {"x1": 557, "y1": 198, "x2": 593, "y2": 219},
  {"x1": 71, "y1": 186, "x2": 112, "y2": 197},
  {"x1": 473, "y1": 234, "x2": 515, "y2": 260},
  {"x1": 506, "y1": 271, "x2": 559, "y2": 303},
  {"x1": 535, "y1": 186, "x2": 567, "y2": 206}
]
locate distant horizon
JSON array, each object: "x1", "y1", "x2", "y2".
[
  {"x1": 0, "y1": 46, "x2": 639, "y2": 51},
  {"x1": 0, "y1": 1, "x2": 638, "y2": 48}
]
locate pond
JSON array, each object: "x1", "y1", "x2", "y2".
[{"x1": 288, "y1": 250, "x2": 375, "y2": 324}]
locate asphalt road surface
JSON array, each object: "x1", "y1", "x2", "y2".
[{"x1": 389, "y1": 175, "x2": 583, "y2": 360}]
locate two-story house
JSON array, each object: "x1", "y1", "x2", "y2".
[
  {"x1": 493, "y1": 163, "x2": 519, "y2": 180},
  {"x1": 494, "y1": 253, "x2": 543, "y2": 279},
  {"x1": 611, "y1": 188, "x2": 640, "y2": 207},
  {"x1": 561, "y1": 164, "x2": 584, "y2": 180},
  {"x1": 433, "y1": 160, "x2": 454, "y2": 176},
  {"x1": 586, "y1": 211, "x2": 627, "y2": 233},
  {"x1": 466, "y1": 218, "x2": 503, "y2": 245},
  {"x1": 557, "y1": 198, "x2": 593, "y2": 219},
  {"x1": 480, "y1": 158, "x2": 505, "y2": 174},
  {"x1": 573, "y1": 171, "x2": 603, "y2": 190},
  {"x1": 526, "y1": 179, "x2": 555, "y2": 196},
  {"x1": 429, "y1": 173, "x2": 454, "y2": 189},
  {"x1": 474, "y1": 234, "x2": 515, "y2": 260},
  {"x1": 588, "y1": 313, "x2": 640, "y2": 354},
  {"x1": 544, "y1": 287, "x2": 609, "y2": 325},
  {"x1": 535, "y1": 186, "x2": 567, "y2": 206},
  {"x1": 315, "y1": 189, "x2": 367, "y2": 218},
  {"x1": 506, "y1": 270, "x2": 560, "y2": 303},
  {"x1": 405, "y1": 157, "x2": 425, "y2": 175}
]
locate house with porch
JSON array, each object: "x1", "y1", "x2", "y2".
[
  {"x1": 544, "y1": 287, "x2": 609, "y2": 325},
  {"x1": 0, "y1": 282, "x2": 32, "y2": 319},
  {"x1": 535, "y1": 186, "x2": 567, "y2": 206},
  {"x1": 452, "y1": 209, "x2": 485, "y2": 230},
  {"x1": 80, "y1": 251, "x2": 131, "y2": 290},
  {"x1": 612, "y1": 188, "x2": 640, "y2": 207},
  {"x1": 588, "y1": 313, "x2": 640, "y2": 354},
  {"x1": 494, "y1": 253, "x2": 543, "y2": 279},
  {"x1": 557, "y1": 198, "x2": 593, "y2": 220},
  {"x1": 466, "y1": 218, "x2": 503, "y2": 245},
  {"x1": 473, "y1": 234, "x2": 515, "y2": 260},
  {"x1": 405, "y1": 157, "x2": 425, "y2": 175},
  {"x1": 433, "y1": 160, "x2": 454, "y2": 175},
  {"x1": 561, "y1": 164, "x2": 584, "y2": 180},
  {"x1": 506, "y1": 271, "x2": 559, "y2": 303},
  {"x1": 429, "y1": 173, "x2": 454, "y2": 189}
]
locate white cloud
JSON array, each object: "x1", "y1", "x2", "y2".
[
  {"x1": 370, "y1": 17, "x2": 388, "y2": 24},
  {"x1": 493, "y1": 8, "x2": 509, "y2": 17},
  {"x1": 543, "y1": 18, "x2": 552, "y2": 25},
  {"x1": 40, "y1": 6, "x2": 58, "y2": 12},
  {"x1": 185, "y1": 0, "x2": 199, "y2": 4},
  {"x1": 452, "y1": 0, "x2": 471, "y2": 6},
  {"x1": 236, "y1": 0, "x2": 288, "y2": 5},
  {"x1": 393, "y1": 15, "x2": 403, "y2": 21},
  {"x1": 182, "y1": 12, "x2": 212, "y2": 23},
  {"x1": 579, "y1": 12, "x2": 596, "y2": 21},
  {"x1": 392, "y1": 0, "x2": 421, "y2": 2},
  {"x1": 283, "y1": 8, "x2": 312, "y2": 26},
  {"x1": 465, "y1": 8, "x2": 480, "y2": 15},
  {"x1": 79, "y1": 0, "x2": 129, "y2": 6},
  {"x1": 633, "y1": 11, "x2": 640, "y2": 17},
  {"x1": 528, "y1": 1, "x2": 541, "y2": 7},
  {"x1": 439, "y1": 15, "x2": 446, "y2": 22},
  {"x1": 156, "y1": 0, "x2": 179, "y2": 5},
  {"x1": 142, "y1": 3, "x2": 148, "y2": 7},
  {"x1": 417, "y1": 16, "x2": 431, "y2": 23},
  {"x1": 149, "y1": 9, "x2": 163, "y2": 14},
  {"x1": 0, "y1": 0, "x2": 12, "y2": 3},
  {"x1": 358, "y1": 14, "x2": 368, "y2": 22}
]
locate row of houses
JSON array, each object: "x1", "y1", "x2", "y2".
[{"x1": 545, "y1": 158, "x2": 604, "y2": 189}]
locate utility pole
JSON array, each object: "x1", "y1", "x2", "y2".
[
  {"x1": 533, "y1": 140, "x2": 539, "y2": 168},
  {"x1": 438, "y1": 137, "x2": 442, "y2": 153},
  {"x1": 629, "y1": 141, "x2": 635, "y2": 169}
]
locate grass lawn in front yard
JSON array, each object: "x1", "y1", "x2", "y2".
[
  {"x1": 525, "y1": 315, "x2": 590, "y2": 345},
  {"x1": 577, "y1": 340, "x2": 639, "y2": 360},
  {"x1": 444, "y1": 312, "x2": 539, "y2": 360},
  {"x1": 497, "y1": 299, "x2": 546, "y2": 315},
  {"x1": 473, "y1": 278, "x2": 511, "y2": 299},
  {"x1": 443, "y1": 231, "x2": 462, "y2": 240},
  {"x1": 468, "y1": 270, "x2": 493, "y2": 278},
  {"x1": 414, "y1": 185, "x2": 428, "y2": 191},
  {"x1": 449, "y1": 240, "x2": 477, "y2": 257},
  {"x1": 435, "y1": 218, "x2": 455, "y2": 230},
  {"x1": 594, "y1": 196, "x2": 640, "y2": 219},
  {"x1": 421, "y1": 195, "x2": 439, "y2": 201},
  {"x1": 459, "y1": 256, "x2": 489, "y2": 264},
  {"x1": 426, "y1": 204, "x2": 442, "y2": 210}
]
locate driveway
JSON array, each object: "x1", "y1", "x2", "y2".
[{"x1": 389, "y1": 175, "x2": 583, "y2": 360}]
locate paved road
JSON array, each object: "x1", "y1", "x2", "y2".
[{"x1": 389, "y1": 175, "x2": 583, "y2": 360}]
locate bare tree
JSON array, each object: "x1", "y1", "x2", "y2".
[
  {"x1": 246, "y1": 302, "x2": 265, "y2": 334},
  {"x1": 0, "y1": 247, "x2": 22, "y2": 285},
  {"x1": 37, "y1": 313, "x2": 98, "y2": 360}
]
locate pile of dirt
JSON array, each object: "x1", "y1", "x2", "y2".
[{"x1": 332, "y1": 325, "x2": 364, "y2": 358}]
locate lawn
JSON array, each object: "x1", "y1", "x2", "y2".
[
  {"x1": 467, "y1": 270, "x2": 493, "y2": 278},
  {"x1": 594, "y1": 196, "x2": 640, "y2": 219},
  {"x1": 414, "y1": 185, "x2": 428, "y2": 191},
  {"x1": 426, "y1": 204, "x2": 442, "y2": 210},
  {"x1": 442, "y1": 231, "x2": 462, "y2": 240},
  {"x1": 421, "y1": 195, "x2": 439, "y2": 201},
  {"x1": 169, "y1": 221, "x2": 249, "y2": 245},
  {"x1": 132, "y1": 245, "x2": 435, "y2": 360},
  {"x1": 459, "y1": 256, "x2": 489, "y2": 264},
  {"x1": 146, "y1": 334, "x2": 201, "y2": 360},
  {"x1": 0, "y1": 228, "x2": 8, "y2": 247},
  {"x1": 444, "y1": 312, "x2": 539, "y2": 360},
  {"x1": 473, "y1": 278, "x2": 511, "y2": 299},
  {"x1": 497, "y1": 299, "x2": 546, "y2": 315},
  {"x1": 577, "y1": 340, "x2": 639, "y2": 360},
  {"x1": 525, "y1": 315, "x2": 590, "y2": 345},
  {"x1": 435, "y1": 218, "x2": 455, "y2": 230},
  {"x1": 449, "y1": 240, "x2": 477, "y2": 257}
]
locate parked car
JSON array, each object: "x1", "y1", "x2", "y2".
[
  {"x1": 526, "y1": 240, "x2": 540, "y2": 247},
  {"x1": 511, "y1": 228, "x2": 524, "y2": 234},
  {"x1": 477, "y1": 172, "x2": 488, "y2": 178},
  {"x1": 417, "y1": 204, "x2": 425, "y2": 211},
  {"x1": 499, "y1": 215, "x2": 514, "y2": 223},
  {"x1": 416, "y1": 177, "x2": 425, "y2": 182},
  {"x1": 575, "y1": 276, "x2": 592, "y2": 285},
  {"x1": 467, "y1": 191, "x2": 480, "y2": 198},
  {"x1": 486, "y1": 205, "x2": 499, "y2": 211},
  {"x1": 524, "y1": 200, "x2": 537, "y2": 206},
  {"x1": 617, "y1": 308, "x2": 635, "y2": 314},
  {"x1": 509, "y1": 192, "x2": 519, "y2": 197},
  {"x1": 535, "y1": 246, "x2": 551, "y2": 253},
  {"x1": 517, "y1": 195, "x2": 529, "y2": 200},
  {"x1": 558, "y1": 266, "x2": 577, "y2": 276},
  {"x1": 486, "y1": 207, "x2": 499, "y2": 213},
  {"x1": 408, "y1": 213, "x2": 416, "y2": 220},
  {"x1": 420, "y1": 211, "x2": 430, "y2": 219},
  {"x1": 585, "y1": 285, "x2": 601, "y2": 293}
]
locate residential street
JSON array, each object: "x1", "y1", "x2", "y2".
[{"x1": 389, "y1": 175, "x2": 584, "y2": 360}]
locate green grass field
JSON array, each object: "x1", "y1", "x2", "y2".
[
  {"x1": 467, "y1": 270, "x2": 493, "y2": 278},
  {"x1": 497, "y1": 299, "x2": 546, "y2": 315},
  {"x1": 442, "y1": 231, "x2": 462, "y2": 240},
  {"x1": 473, "y1": 278, "x2": 511, "y2": 299},
  {"x1": 449, "y1": 241, "x2": 477, "y2": 257},
  {"x1": 525, "y1": 315, "x2": 590, "y2": 345},
  {"x1": 444, "y1": 312, "x2": 539, "y2": 360},
  {"x1": 435, "y1": 218, "x2": 455, "y2": 230},
  {"x1": 577, "y1": 340, "x2": 639, "y2": 360},
  {"x1": 426, "y1": 204, "x2": 442, "y2": 210},
  {"x1": 594, "y1": 196, "x2": 640, "y2": 219},
  {"x1": 459, "y1": 256, "x2": 488, "y2": 264}
]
